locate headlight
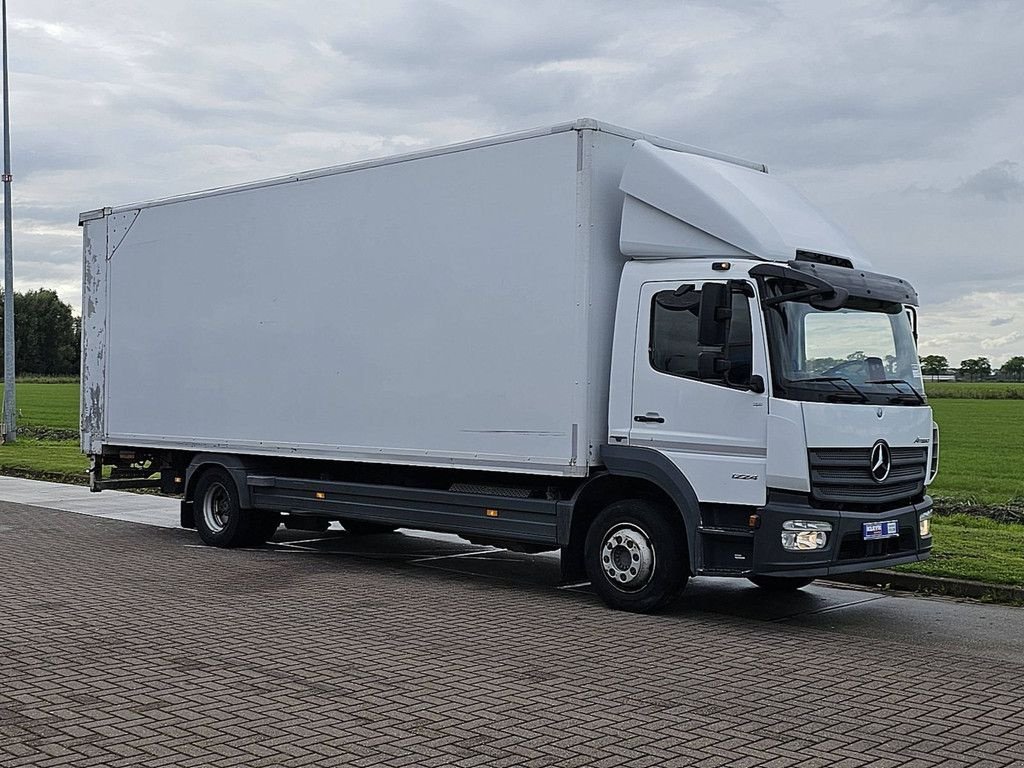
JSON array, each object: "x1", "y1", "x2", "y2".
[
  {"x1": 781, "y1": 520, "x2": 832, "y2": 551},
  {"x1": 919, "y1": 510, "x2": 933, "y2": 539}
]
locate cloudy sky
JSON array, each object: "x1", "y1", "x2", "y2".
[{"x1": 8, "y1": 0, "x2": 1024, "y2": 365}]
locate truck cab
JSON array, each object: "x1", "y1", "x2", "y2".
[{"x1": 593, "y1": 138, "x2": 936, "y2": 605}]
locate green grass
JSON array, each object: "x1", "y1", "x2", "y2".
[
  {"x1": 0, "y1": 438, "x2": 89, "y2": 481},
  {"x1": 898, "y1": 515, "x2": 1024, "y2": 587},
  {"x1": 929, "y1": 399, "x2": 1024, "y2": 504},
  {"x1": 0, "y1": 382, "x2": 85, "y2": 482},
  {"x1": 925, "y1": 381, "x2": 1024, "y2": 399},
  {"x1": 13, "y1": 382, "x2": 79, "y2": 431}
]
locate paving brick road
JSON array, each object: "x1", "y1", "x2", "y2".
[{"x1": 2, "y1": 500, "x2": 1023, "y2": 767}]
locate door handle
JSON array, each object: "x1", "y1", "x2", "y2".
[{"x1": 634, "y1": 413, "x2": 665, "y2": 424}]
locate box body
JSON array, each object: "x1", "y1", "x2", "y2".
[{"x1": 82, "y1": 124, "x2": 644, "y2": 477}]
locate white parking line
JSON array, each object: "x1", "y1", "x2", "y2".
[
  {"x1": 558, "y1": 581, "x2": 592, "y2": 590},
  {"x1": 410, "y1": 547, "x2": 500, "y2": 563}
]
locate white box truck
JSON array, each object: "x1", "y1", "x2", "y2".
[{"x1": 80, "y1": 119, "x2": 938, "y2": 612}]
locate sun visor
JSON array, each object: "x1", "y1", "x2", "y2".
[{"x1": 619, "y1": 140, "x2": 870, "y2": 268}]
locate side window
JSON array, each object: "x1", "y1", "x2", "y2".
[{"x1": 650, "y1": 285, "x2": 753, "y2": 387}]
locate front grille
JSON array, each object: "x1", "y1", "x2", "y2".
[{"x1": 808, "y1": 446, "x2": 927, "y2": 508}]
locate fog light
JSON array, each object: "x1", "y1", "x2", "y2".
[
  {"x1": 782, "y1": 531, "x2": 828, "y2": 550},
  {"x1": 781, "y1": 520, "x2": 831, "y2": 551},
  {"x1": 919, "y1": 510, "x2": 933, "y2": 539}
]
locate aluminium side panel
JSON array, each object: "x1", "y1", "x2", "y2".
[{"x1": 100, "y1": 130, "x2": 590, "y2": 476}]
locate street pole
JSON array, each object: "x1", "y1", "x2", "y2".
[{"x1": 1, "y1": 0, "x2": 14, "y2": 442}]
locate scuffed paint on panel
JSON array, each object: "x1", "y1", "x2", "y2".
[{"x1": 80, "y1": 219, "x2": 109, "y2": 454}]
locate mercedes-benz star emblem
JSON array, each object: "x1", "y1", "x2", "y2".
[{"x1": 870, "y1": 440, "x2": 892, "y2": 483}]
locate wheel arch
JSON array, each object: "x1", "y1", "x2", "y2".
[
  {"x1": 562, "y1": 445, "x2": 701, "y2": 581},
  {"x1": 181, "y1": 454, "x2": 255, "y2": 529}
]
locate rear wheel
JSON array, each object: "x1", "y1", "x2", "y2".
[
  {"x1": 340, "y1": 519, "x2": 398, "y2": 535},
  {"x1": 584, "y1": 499, "x2": 688, "y2": 613},
  {"x1": 193, "y1": 468, "x2": 256, "y2": 547},
  {"x1": 747, "y1": 575, "x2": 815, "y2": 591}
]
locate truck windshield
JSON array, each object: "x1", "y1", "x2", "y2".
[{"x1": 763, "y1": 290, "x2": 925, "y2": 406}]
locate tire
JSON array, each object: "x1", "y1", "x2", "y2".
[
  {"x1": 584, "y1": 499, "x2": 688, "y2": 613},
  {"x1": 747, "y1": 575, "x2": 815, "y2": 591},
  {"x1": 341, "y1": 519, "x2": 398, "y2": 536},
  {"x1": 193, "y1": 468, "x2": 256, "y2": 548}
]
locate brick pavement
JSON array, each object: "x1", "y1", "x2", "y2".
[{"x1": 1, "y1": 502, "x2": 1022, "y2": 767}]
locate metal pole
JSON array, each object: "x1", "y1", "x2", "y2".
[{"x1": 2, "y1": 0, "x2": 15, "y2": 442}]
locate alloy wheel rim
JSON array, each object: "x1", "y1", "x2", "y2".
[
  {"x1": 600, "y1": 523, "x2": 655, "y2": 592},
  {"x1": 201, "y1": 482, "x2": 231, "y2": 533}
]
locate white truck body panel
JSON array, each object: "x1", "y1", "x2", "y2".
[{"x1": 80, "y1": 121, "x2": 765, "y2": 478}]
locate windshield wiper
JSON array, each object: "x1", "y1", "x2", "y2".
[
  {"x1": 792, "y1": 376, "x2": 869, "y2": 403},
  {"x1": 866, "y1": 379, "x2": 926, "y2": 405}
]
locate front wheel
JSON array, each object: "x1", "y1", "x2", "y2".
[
  {"x1": 584, "y1": 499, "x2": 688, "y2": 613},
  {"x1": 747, "y1": 575, "x2": 815, "y2": 591}
]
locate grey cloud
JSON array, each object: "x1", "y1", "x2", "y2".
[
  {"x1": 990, "y1": 316, "x2": 1015, "y2": 327},
  {"x1": 6, "y1": 0, "x2": 1024, "y2": 332},
  {"x1": 901, "y1": 183, "x2": 945, "y2": 195},
  {"x1": 18, "y1": 148, "x2": 99, "y2": 179},
  {"x1": 955, "y1": 161, "x2": 1024, "y2": 202},
  {"x1": 663, "y1": 3, "x2": 1024, "y2": 170}
]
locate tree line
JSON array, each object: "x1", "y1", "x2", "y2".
[
  {"x1": 920, "y1": 354, "x2": 1024, "y2": 382},
  {"x1": 0, "y1": 289, "x2": 81, "y2": 376}
]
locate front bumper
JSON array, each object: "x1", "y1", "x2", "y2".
[{"x1": 750, "y1": 492, "x2": 933, "y2": 578}]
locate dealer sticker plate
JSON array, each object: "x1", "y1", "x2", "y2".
[{"x1": 863, "y1": 520, "x2": 899, "y2": 540}]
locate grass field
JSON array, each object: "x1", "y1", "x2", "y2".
[
  {"x1": 15, "y1": 382, "x2": 80, "y2": 431},
  {"x1": 928, "y1": 399, "x2": 1024, "y2": 504},
  {"x1": 0, "y1": 439, "x2": 88, "y2": 480},
  {"x1": 898, "y1": 514, "x2": 1024, "y2": 587},
  {"x1": 925, "y1": 381, "x2": 1024, "y2": 399},
  {"x1": 1, "y1": 381, "x2": 1021, "y2": 589},
  {"x1": 0, "y1": 383, "x2": 86, "y2": 479}
]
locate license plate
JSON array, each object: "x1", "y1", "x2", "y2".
[{"x1": 863, "y1": 520, "x2": 899, "y2": 540}]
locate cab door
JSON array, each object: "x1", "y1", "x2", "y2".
[{"x1": 628, "y1": 279, "x2": 769, "y2": 506}]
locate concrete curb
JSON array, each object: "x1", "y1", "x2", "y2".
[{"x1": 829, "y1": 569, "x2": 1024, "y2": 603}]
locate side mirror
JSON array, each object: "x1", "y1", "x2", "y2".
[
  {"x1": 748, "y1": 374, "x2": 765, "y2": 394},
  {"x1": 698, "y1": 283, "x2": 731, "y2": 346}
]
